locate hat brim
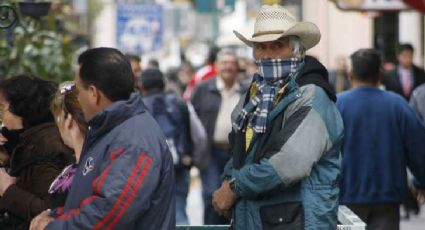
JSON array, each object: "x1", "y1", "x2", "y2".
[{"x1": 233, "y1": 21, "x2": 321, "y2": 50}]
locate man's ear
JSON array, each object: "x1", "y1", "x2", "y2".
[
  {"x1": 348, "y1": 70, "x2": 355, "y2": 84},
  {"x1": 88, "y1": 85, "x2": 101, "y2": 105},
  {"x1": 138, "y1": 83, "x2": 146, "y2": 96}
]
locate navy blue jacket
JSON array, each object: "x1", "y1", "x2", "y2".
[
  {"x1": 46, "y1": 93, "x2": 175, "y2": 230},
  {"x1": 337, "y1": 86, "x2": 425, "y2": 204}
]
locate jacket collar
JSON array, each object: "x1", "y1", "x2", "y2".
[
  {"x1": 10, "y1": 122, "x2": 72, "y2": 176},
  {"x1": 297, "y1": 55, "x2": 336, "y2": 102},
  {"x1": 88, "y1": 92, "x2": 147, "y2": 139}
]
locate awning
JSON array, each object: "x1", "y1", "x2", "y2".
[{"x1": 404, "y1": 0, "x2": 425, "y2": 13}]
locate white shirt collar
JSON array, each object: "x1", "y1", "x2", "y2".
[{"x1": 216, "y1": 76, "x2": 241, "y2": 92}]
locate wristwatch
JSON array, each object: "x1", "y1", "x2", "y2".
[{"x1": 228, "y1": 178, "x2": 239, "y2": 196}]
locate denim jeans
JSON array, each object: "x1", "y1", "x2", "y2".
[
  {"x1": 175, "y1": 169, "x2": 190, "y2": 225},
  {"x1": 200, "y1": 146, "x2": 232, "y2": 225}
]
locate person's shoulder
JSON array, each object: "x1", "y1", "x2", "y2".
[
  {"x1": 376, "y1": 90, "x2": 412, "y2": 113},
  {"x1": 336, "y1": 90, "x2": 352, "y2": 103},
  {"x1": 194, "y1": 64, "x2": 214, "y2": 78},
  {"x1": 292, "y1": 84, "x2": 335, "y2": 112},
  {"x1": 416, "y1": 83, "x2": 425, "y2": 91},
  {"x1": 193, "y1": 77, "x2": 217, "y2": 92},
  {"x1": 165, "y1": 92, "x2": 183, "y2": 103},
  {"x1": 165, "y1": 93, "x2": 188, "y2": 112},
  {"x1": 296, "y1": 84, "x2": 316, "y2": 103},
  {"x1": 384, "y1": 89, "x2": 406, "y2": 102},
  {"x1": 412, "y1": 83, "x2": 425, "y2": 98},
  {"x1": 202, "y1": 76, "x2": 217, "y2": 85},
  {"x1": 413, "y1": 64, "x2": 425, "y2": 73}
]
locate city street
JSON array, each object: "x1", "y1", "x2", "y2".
[
  {"x1": 1, "y1": 1, "x2": 425, "y2": 229},
  {"x1": 401, "y1": 206, "x2": 425, "y2": 230}
]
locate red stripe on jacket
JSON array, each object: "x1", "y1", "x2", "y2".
[
  {"x1": 57, "y1": 209, "x2": 80, "y2": 220},
  {"x1": 94, "y1": 148, "x2": 124, "y2": 194},
  {"x1": 107, "y1": 156, "x2": 153, "y2": 228},
  {"x1": 92, "y1": 152, "x2": 150, "y2": 229},
  {"x1": 55, "y1": 148, "x2": 141, "y2": 223}
]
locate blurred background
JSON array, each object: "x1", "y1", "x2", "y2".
[
  {"x1": 1, "y1": 1, "x2": 425, "y2": 229},
  {"x1": 2, "y1": 0, "x2": 425, "y2": 82}
]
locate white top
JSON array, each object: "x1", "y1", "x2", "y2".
[{"x1": 213, "y1": 76, "x2": 241, "y2": 145}]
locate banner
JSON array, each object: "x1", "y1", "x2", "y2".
[{"x1": 116, "y1": 4, "x2": 163, "y2": 54}]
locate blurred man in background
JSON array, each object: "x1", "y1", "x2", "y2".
[
  {"x1": 126, "y1": 54, "x2": 142, "y2": 88},
  {"x1": 337, "y1": 49, "x2": 425, "y2": 230},
  {"x1": 383, "y1": 44, "x2": 425, "y2": 100},
  {"x1": 191, "y1": 50, "x2": 244, "y2": 225}
]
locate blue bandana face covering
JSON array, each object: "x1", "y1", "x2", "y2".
[
  {"x1": 256, "y1": 58, "x2": 303, "y2": 84},
  {"x1": 233, "y1": 58, "x2": 304, "y2": 133}
]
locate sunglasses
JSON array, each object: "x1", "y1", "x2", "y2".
[
  {"x1": 59, "y1": 82, "x2": 78, "y2": 119},
  {"x1": 60, "y1": 82, "x2": 76, "y2": 95},
  {"x1": 56, "y1": 82, "x2": 86, "y2": 128}
]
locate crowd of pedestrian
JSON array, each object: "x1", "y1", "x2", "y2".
[{"x1": 0, "y1": 4, "x2": 424, "y2": 230}]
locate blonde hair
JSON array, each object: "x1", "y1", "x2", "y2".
[{"x1": 51, "y1": 81, "x2": 87, "y2": 134}]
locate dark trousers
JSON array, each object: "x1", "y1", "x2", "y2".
[
  {"x1": 175, "y1": 169, "x2": 190, "y2": 225},
  {"x1": 347, "y1": 203, "x2": 400, "y2": 230},
  {"x1": 200, "y1": 146, "x2": 231, "y2": 225}
]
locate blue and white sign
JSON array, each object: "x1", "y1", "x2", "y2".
[{"x1": 116, "y1": 4, "x2": 163, "y2": 54}]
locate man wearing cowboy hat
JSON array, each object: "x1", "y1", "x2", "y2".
[{"x1": 212, "y1": 4, "x2": 343, "y2": 230}]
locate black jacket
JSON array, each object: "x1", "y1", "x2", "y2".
[
  {"x1": 383, "y1": 64, "x2": 425, "y2": 100},
  {"x1": 191, "y1": 78, "x2": 246, "y2": 169},
  {"x1": 297, "y1": 55, "x2": 336, "y2": 102},
  {"x1": 142, "y1": 90, "x2": 192, "y2": 170}
]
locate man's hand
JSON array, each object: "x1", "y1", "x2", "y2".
[
  {"x1": 414, "y1": 188, "x2": 425, "y2": 204},
  {"x1": 30, "y1": 210, "x2": 54, "y2": 230},
  {"x1": 212, "y1": 180, "x2": 238, "y2": 217},
  {"x1": 411, "y1": 186, "x2": 425, "y2": 204},
  {"x1": 0, "y1": 167, "x2": 16, "y2": 196}
]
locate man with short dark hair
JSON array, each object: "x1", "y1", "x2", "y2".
[
  {"x1": 31, "y1": 47, "x2": 175, "y2": 230},
  {"x1": 337, "y1": 49, "x2": 425, "y2": 230},
  {"x1": 383, "y1": 43, "x2": 425, "y2": 100}
]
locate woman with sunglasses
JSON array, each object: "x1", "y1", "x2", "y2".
[{"x1": 0, "y1": 75, "x2": 74, "y2": 230}]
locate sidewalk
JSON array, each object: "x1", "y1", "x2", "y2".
[{"x1": 401, "y1": 204, "x2": 425, "y2": 230}]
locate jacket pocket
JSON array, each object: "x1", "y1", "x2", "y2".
[{"x1": 259, "y1": 202, "x2": 304, "y2": 230}]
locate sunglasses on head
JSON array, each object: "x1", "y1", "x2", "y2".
[{"x1": 60, "y1": 83, "x2": 76, "y2": 95}]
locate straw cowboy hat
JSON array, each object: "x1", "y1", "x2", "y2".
[{"x1": 233, "y1": 4, "x2": 321, "y2": 50}]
